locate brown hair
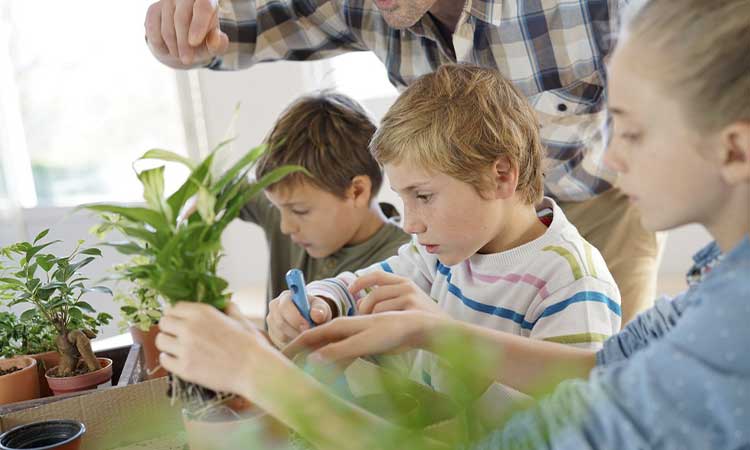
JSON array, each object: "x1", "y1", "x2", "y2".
[
  {"x1": 370, "y1": 64, "x2": 545, "y2": 204},
  {"x1": 623, "y1": 0, "x2": 750, "y2": 132},
  {"x1": 255, "y1": 92, "x2": 381, "y2": 198}
]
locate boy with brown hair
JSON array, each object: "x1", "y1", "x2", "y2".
[{"x1": 239, "y1": 92, "x2": 409, "y2": 328}]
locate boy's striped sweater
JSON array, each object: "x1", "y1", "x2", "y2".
[{"x1": 308, "y1": 197, "x2": 621, "y2": 393}]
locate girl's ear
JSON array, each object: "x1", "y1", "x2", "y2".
[
  {"x1": 493, "y1": 156, "x2": 519, "y2": 200},
  {"x1": 347, "y1": 175, "x2": 373, "y2": 207},
  {"x1": 718, "y1": 121, "x2": 750, "y2": 185}
]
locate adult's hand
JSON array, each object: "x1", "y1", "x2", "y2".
[{"x1": 145, "y1": 0, "x2": 230, "y2": 69}]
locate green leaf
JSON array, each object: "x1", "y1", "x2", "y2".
[
  {"x1": 166, "y1": 153, "x2": 215, "y2": 219},
  {"x1": 102, "y1": 242, "x2": 146, "y2": 256},
  {"x1": 211, "y1": 144, "x2": 267, "y2": 195},
  {"x1": 26, "y1": 240, "x2": 61, "y2": 262},
  {"x1": 137, "y1": 166, "x2": 174, "y2": 224},
  {"x1": 85, "y1": 286, "x2": 113, "y2": 296},
  {"x1": 33, "y1": 229, "x2": 50, "y2": 244},
  {"x1": 139, "y1": 149, "x2": 196, "y2": 170},
  {"x1": 117, "y1": 226, "x2": 162, "y2": 248},
  {"x1": 40, "y1": 281, "x2": 66, "y2": 291},
  {"x1": 79, "y1": 248, "x2": 102, "y2": 256},
  {"x1": 120, "y1": 306, "x2": 137, "y2": 315},
  {"x1": 196, "y1": 186, "x2": 216, "y2": 224},
  {"x1": 68, "y1": 307, "x2": 83, "y2": 320},
  {"x1": 20, "y1": 308, "x2": 37, "y2": 321},
  {"x1": 35, "y1": 254, "x2": 56, "y2": 272},
  {"x1": 69, "y1": 256, "x2": 95, "y2": 273},
  {"x1": 0, "y1": 277, "x2": 24, "y2": 287},
  {"x1": 74, "y1": 301, "x2": 96, "y2": 312},
  {"x1": 83, "y1": 204, "x2": 169, "y2": 232}
]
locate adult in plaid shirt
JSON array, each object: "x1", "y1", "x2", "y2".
[{"x1": 144, "y1": 0, "x2": 659, "y2": 323}]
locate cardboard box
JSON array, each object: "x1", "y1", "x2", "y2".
[{"x1": 0, "y1": 377, "x2": 184, "y2": 450}]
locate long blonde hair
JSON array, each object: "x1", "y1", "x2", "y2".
[{"x1": 623, "y1": 0, "x2": 750, "y2": 132}]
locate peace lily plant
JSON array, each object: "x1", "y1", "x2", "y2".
[{"x1": 86, "y1": 140, "x2": 302, "y2": 414}]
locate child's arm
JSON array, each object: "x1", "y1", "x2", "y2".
[
  {"x1": 156, "y1": 302, "x2": 447, "y2": 450},
  {"x1": 306, "y1": 238, "x2": 439, "y2": 318},
  {"x1": 285, "y1": 312, "x2": 597, "y2": 395}
]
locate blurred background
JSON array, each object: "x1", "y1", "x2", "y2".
[{"x1": 0, "y1": 1, "x2": 710, "y2": 339}]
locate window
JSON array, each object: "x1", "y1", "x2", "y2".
[
  {"x1": 323, "y1": 52, "x2": 398, "y2": 102},
  {"x1": 0, "y1": 1, "x2": 193, "y2": 208}
]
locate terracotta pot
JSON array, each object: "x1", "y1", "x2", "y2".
[
  {"x1": 182, "y1": 399, "x2": 287, "y2": 450},
  {"x1": 29, "y1": 350, "x2": 61, "y2": 398},
  {"x1": 45, "y1": 358, "x2": 113, "y2": 396},
  {"x1": 0, "y1": 357, "x2": 40, "y2": 405},
  {"x1": 129, "y1": 324, "x2": 167, "y2": 379},
  {"x1": 0, "y1": 420, "x2": 85, "y2": 450}
]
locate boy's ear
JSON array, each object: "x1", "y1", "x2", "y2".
[
  {"x1": 348, "y1": 175, "x2": 373, "y2": 207},
  {"x1": 493, "y1": 156, "x2": 519, "y2": 199},
  {"x1": 719, "y1": 121, "x2": 750, "y2": 185}
]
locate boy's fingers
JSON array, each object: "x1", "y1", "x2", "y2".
[
  {"x1": 357, "y1": 284, "x2": 406, "y2": 315},
  {"x1": 310, "y1": 297, "x2": 332, "y2": 324},
  {"x1": 349, "y1": 271, "x2": 404, "y2": 294},
  {"x1": 189, "y1": 0, "x2": 217, "y2": 46},
  {"x1": 279, "y1": 295, "x2": 310, "y2": 332}
]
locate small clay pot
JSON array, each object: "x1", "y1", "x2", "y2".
[
  {"x1": 0, "y1": 357, "x2": 40, "y2": 405},
  {"x1": 129, "y1": 324, "x2": 167, "y2": 379},
  {"x1": 45, "y1": 358, "x2": 113, "y2": 396},
  {"x1": 29, "y1": 350, "x2": 61, "y2": 397},
  {"x1": 0, "y1": 420, "x2": 85, "y2": 450}
]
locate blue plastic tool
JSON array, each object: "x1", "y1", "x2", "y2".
[{"x1": 285, "y1": 269, "x2": 315, "y2": 327}]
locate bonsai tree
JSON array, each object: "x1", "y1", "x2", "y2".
[
  {"x1": 0, "y1": 231, "x2": 113, "y2": 376},
  {"x1": 86, "y1": 141, "x2": 302, "y2": 410}
]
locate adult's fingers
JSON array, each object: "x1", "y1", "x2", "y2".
[
  {"x1": 174, "y1": 0, "x2": 195, "y2": 65},
  {"x1": 160, "y1": 0, "x2": 179, "y2": 58},
  {"x1": 189, "y1": 0, "x2": 218, "y2": 46},
  {"x1": 145, "y1": 3, "x2": 169, "y2": 55}
]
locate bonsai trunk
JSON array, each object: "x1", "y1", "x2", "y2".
[{"x1": 55, "y1": 329, "x2": 101, "y2": 376}]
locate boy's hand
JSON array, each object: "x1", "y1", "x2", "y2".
[
  {"x1": 145, "y1": 0, "x2": 230, "y2": 69},
  {"x1": 350, "y1": 272, "x2": 446, "y2": 316},
  {"x1": 283, "y1": 311, "x2": 440, "y2": 365},
  {"x1": 267, "y1": 291, "x2": 334, "y2": 348}
]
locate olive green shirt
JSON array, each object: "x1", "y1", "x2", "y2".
[{"x1": 239, "y1": 195, "x2": 410, "y2": 313}]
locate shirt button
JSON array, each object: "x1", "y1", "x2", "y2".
[{"x1": 557, "y1": 103, "x2": 568, "y2": 112}]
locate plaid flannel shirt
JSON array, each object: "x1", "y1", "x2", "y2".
[{"x1": 211, "y1": 0, "x2": 627, "y2": 201}]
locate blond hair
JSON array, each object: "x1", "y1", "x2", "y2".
[
  {"x1": 370, "y1": 64, "x2": 544, "y2": 204},
  {"x1": 256, "y1": 92, "x2": 381, "y2": 198},
  {"x1": 623, "y1": 0, "x2": 750, "y2": 132}
]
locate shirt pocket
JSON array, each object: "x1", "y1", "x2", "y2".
[{"x1": 529, "y1": 70, "x2": 606, "y2": 118}]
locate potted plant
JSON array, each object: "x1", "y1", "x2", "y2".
[
  {"x1": 0, "y1": 311, "x2": 58, "y2": 397},
  {"x1": 0, "y1": 231, "x2": 114, "y2": 396},
  {"x1": 109, "y1": 256, "x2": 165, "y2": 380},
  {"x1": 86, "y1": 142, "x2": 301, "y2": 447}
]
